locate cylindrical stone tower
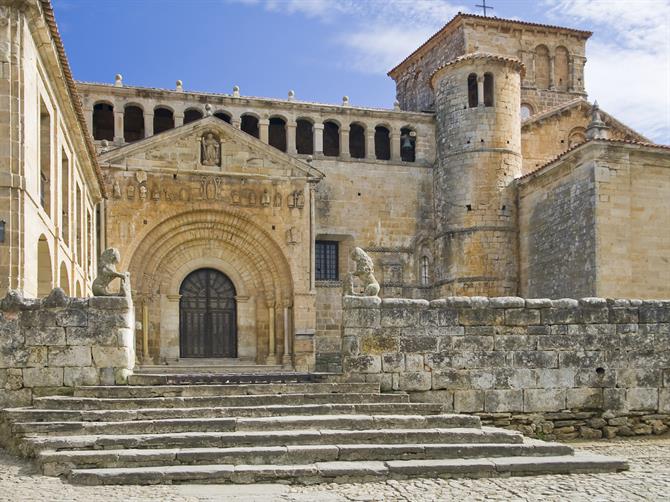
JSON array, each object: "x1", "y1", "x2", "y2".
[{"x1": 430, "y1": 53, "x2": 524, "y2": 297}]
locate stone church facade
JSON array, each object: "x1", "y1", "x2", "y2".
[{"x1": 2, "y1": 1, "x2": 669, "y2": 373}]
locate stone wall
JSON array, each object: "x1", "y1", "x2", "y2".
[
  {"x1": 0, "y1": 288, "x2": 134, "y2": 407},
  {"x1": 342, "y1": 296, "x2": 670, "y2": 439}
]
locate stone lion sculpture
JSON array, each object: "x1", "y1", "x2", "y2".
[
  {"x1": 92, "y1": 248, "x2": 130, "y2": 297},
  {"x1": 345, "y1": 247, "x2": 380, "y2": 297}
]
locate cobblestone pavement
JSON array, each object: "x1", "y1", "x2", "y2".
[{"x1": 0, "y1": 436, "x2": 668, "y2": 501}]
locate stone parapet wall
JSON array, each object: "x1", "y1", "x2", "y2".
[
  {"x1": 342, "y1": 295, "x2": 670, "y2": 439},
  {"x1": 0, "y1": 289, "x2": 135, "y2": 407}
]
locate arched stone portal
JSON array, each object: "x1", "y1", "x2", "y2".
[
  {"x1": 125, "y1": 207, "x2": 295, "y2": 366},
  {"x1": 179, "y1": 268, "x2": 237, "y2": 358}
]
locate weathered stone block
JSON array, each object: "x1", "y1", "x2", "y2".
[
  {"x1": 56, "y1": 309, "x2": 88, "y2": 327},
  {"x1": 24, "y1": 327, "x2": 65, "y2": 346},
  {"x1": 360, "y1": 333, "x2": 398, "y2": 355},
  {"x1": 513, "y1": 350, "x2": 557, "y2": 368},
  {"x1": 659, "y1": 389, "x2": 670, "y2": 413},
  {"x1": 0, "y1": 368, "x2": 23, "y2": 390},
  {"x1": 451, "y1": 351, "x2": 508, "y2": 369},
  {"x1": 399, "y1": 335, "x2": 437, "y2": 353},
  {"x1": 19, "y1": 310, "x2": 56, "y2": 328},
  {"x1": 536, "y1": 368, "x2": 576, "y2": 388},
  {"x1": 524, "y1": 388, "x2": 566, "y2": 412},
  {"x1": 0, "y1": 389, "x2": 31, "y2": 408},
  {"x1": 603, "y1": 388, "x2": 627, "y2": 411},
  {"x1": 91, "y1": 346, "x2": 131, "y2": 368},
  {"x1": 525, "y1": 298, "x2": 552, "y2": 309},
  {"x1": 398, "y1": 372, "x2": 432, "y2": 391},
  {"x1": 341, "y1": 336, "x2": 359, "y2": 357},
  {"x1": 22, "y1": 367, "x2": 63, "y2": 387},
  {"x1": 485, "y1": 389, "x2": 523, "y2": 412},
  {"x1": 48, "y1": 346, "x2": 92, "y2": 367},
  {"x1": 640, "y1": 301, "x2": 670, "y2": 323},
  {"x1": 626, "y1": 388, "x2": 658, "y2": 411},
  {"x1": 567, "y1": 388, "x2": 603, "y2": 409},
  {"x1": 574, "y1": 368, "x2": 616, "y2": 388},
  {"x1": 617, "y1": 369, "x2": 661, "y2": 388},
  {"x1": 344, "y1": 355, "x2": 381, "y2": 373},
  {"x1": 25, "y1": 346, "x2": 48, "y2": 367},
  {"x1": 381, "y1": 353, "x2": 404, "y2": 373},
  {"x1": 454, "y1": 390, "x2": 484, "y2": 412},
  {"x1": 424, "y1": 351, "x2": 452, "y2": 370},
  {"x1": 380, "y1": 307, "x2": 418, "y2": 328},
  {"x1": 117, "y1": 328, "x2": 134, "y2": 348},
  {"x1": 405, "y1": 353, "x2": 424, "y2": 372},
  {"x1": 458, "y1": 308, "x2": 503, "y2": 326},
  {"x1": 493, "y1": 368, "x2": 537, "y2": 389},
  {"x1": 64, "y1": 366, "x2": 99, "y2": 386},
  {"x1": 451, "y1": 335, "x2": 494, "y2": 351},
  {"x1": 408, "y1": 390, "x2": 454, "y2": 410},
  {"x1": 435, "y1": 307, "x2": 459, "y2": 326},
  {"x1": 342, "y1": 308, "x2": 380, "y2": 328},
  {"x1": 65, "y1": 326, "x2": 114, "y2": 346},
  {"x1": 541, "y1": 306, "x2": 581, "y2": 324},
  {"x1": 432, "y1": 369, "x2": 471, "y2": 390},
  {"x1": 505, "y1": 308, "x2": 541, "y2": 326},
  {"x1": 558, "y1": 350, "x2": 605, "y2": 368},
  {"x1": 494, "y1": 334, "x2": 536, "y2": 351},
  {"x1": 489, "y1": 297, "x2": 525, "y2": 309},
  {"x1": 88, "y1": 295, "x2": 132, "y2": 310}
]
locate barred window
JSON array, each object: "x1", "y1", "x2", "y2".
[{"x1": 316, "y1": 240, "x2": 338, "y2": 280}]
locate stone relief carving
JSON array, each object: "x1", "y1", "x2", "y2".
[
  {"x1": 287, "y1": 190, "x2": 304, "y2": 208},
  {"x1": 201, "y1": 132, "x2": 221, "y2": 166},
  {"x1": 261, "y1": 190, "x2": 271, "y2": 206},
  {"x1": 112, "y1": 181, "x2": 122, "y2": 199},
  {"x1": 274, "y1": 192, "x2": 282, "y2": 207},
  {"x1": 92, "y1": 248, "x2": 131, "y2": 297},
  {"x1": 286, "y1": 227, "x2": 300, "y2": 245},
  {"x1": 135, "y1": 170, "x2": 147, "y2": 184},
  {"x1": 232, "y1": 191, "x2": 241, "y2": 205},
  {"x1": 345, "y1": 247, "x2": 380, "y2": 297},
  {"x1": 127, "y1": 185, "x2": 135, "y2": 200},
  {"x1": 151, "y1": 187, "x2": 160, "y2": 201},
  {"x1": 139, "y1": 184, "x2": 147, "y2": 201}
]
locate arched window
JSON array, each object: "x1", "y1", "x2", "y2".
[
  {"x1": 241, "y1": 114, "x2": 259, "y2": 138},
  {"x1": 269, "y1": 117, "x2": 287, "y2": 151},
  {"x1": 296, "y1": 119, "x2": 313, "y2": 154},
  {"x1": 123, "y1": 105, "x2": 144, "y2": 142},
  {"x1": 420, "y1": 256, "x2": 430, "y2": 286},
  {"x1": 484, "y1": 73, "x2": 494, "y2": 107},
  {"x1": 535, "y1": 45, "x2": 550, "y2": 90},
  {"x1": 467, "y1": 73, "x2": 478, "y2": 108},
  {"x1": 323, "y1": 121, "x2": 340, "y2": 157},
  {"x1": 374, "y1": 126, "x2": 390, "y2": 160},
  {"x1": 520, "y1": 103, "x2": 534, "y2": 120},
  {"x1": 39, "y1": 98, "x2": 52, "y2": 217},
  {"x1": 61, "y1": 149, "x2": 69, "y2": 246},
  {"x1": 184, "y1": 108, "x2": 203, "y2": 125},
  {"x1": 568, "y1": 127, "x2": 586, "y2": 148},
  {"x1": 92, "y1": 102, "x2": 114, "y2": 140},
  {"x1": 153, "y1": 107, "x2": 174, "y2": 134},
  {"x1": 349, "y1": 123, "x2": 365, "y2": 159},
  {"x1": 555, "y1": 46, "x2": 569, "y2": 91},
  {"x1": 59, "y1": 262, "x2": 70, "y2": 295},
  {"x1": 400, "y1": 127, "x2": 416, "y2": 162},
  {"x1": 214, "y1": 111, "x2": 231, "y2": 123}
]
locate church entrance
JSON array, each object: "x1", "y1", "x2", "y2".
[{"x1": 179, "y1": 268, "x2": 237, "y2": 358}]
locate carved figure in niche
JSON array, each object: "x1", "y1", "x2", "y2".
[
  {"x1": 274, "y1": 192, "x2": 282, "y2": 207},
  {"x1": 112, "y1": 181, "x2": 122, "y2": 199},
  {"x1": 214, "y1": 177, "x2": 223, "y2": 198},
  {"x1": 345, "y1": 247, "x2": 380, "y2": 297},
  {"x1": 135, "y1": 170, "x2": 147, "y2": 184},
  {"x1": 231, "y1": 191, "x2": 241, "y2": 205},
  {"x1": 287, "y1": 193, "x2": 295, "y2": 208},
  {"x1": 92, "y1": 248, "x2": 131, "y2": 297},
  {"x1": 127, "y1": 185, "x2": 135, "y2": 200},
  {"x1": 201, "y1": 132, "x2": 220, "y2": 166},
  {"x1": 261, "y1": 190, "x2": 271, "y2": 206},
  {"x1": 286, "y1": 227, "x2": 300, "y2": 245},
  {"x1": 248, "y1": 190, "x2": 257, "y2": 206},
  {"x1": 139, "y1": 184, "x2": 147, "y2": 201},
  {"x1": 296, "y1": 190, "x2": 305, "y2": 209},
  {"x1": 151, "y1": 188, "x2": 160, "y2": 201},
  {"x1": 179, "y1": 187, "x2": 189, "y2": 201}
]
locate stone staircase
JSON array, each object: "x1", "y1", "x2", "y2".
[{"x1": 0, "y1": 374, "x2": 627, "y2": 485}]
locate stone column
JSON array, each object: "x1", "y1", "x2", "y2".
[
  {"x1": 568, "y1": 55, "x2": 575, "y2": 92},
  {"x1": 113, "y1": 109, "x2": 124, "y2": 144},
  {"x1": 286, "y1": 121, "x2": 297, "y2": 154},
  {"x1": 144, "y1": 112, "x2": 154, "y2": 137},
  {"x1": 267, "y1": 300, "x2": 276, "y2": 364},
  {"x1": 549, "y1": 56, "x2": 555, "y2": 90},
  {"x1": 232, "y1": 116, "x2": 241, "y2": 129},
  {"x1": 259, "y1": 119, "x2": 269, "y2": 144},
  {"x1": 477, "y1": 76, "x2": 485, "y2": 106},
  {"x1": 340, "y1": 125, "x2": 350, "y2": 159},
  {"x1": 390, "y1": 129, "x2": 401, "y2": 162},
  {"x1": 174, "y1": 112, "x2": 184, "y2": 127},
  {"x1": 282, "y1": 301, "x2": 292, "y2": 367},
  {"x1": 366, "y1": 127, "x2": 375, "y2": 160},
  {"x1": 313, "y1": 123, "x2": 324, "y2": 157}
]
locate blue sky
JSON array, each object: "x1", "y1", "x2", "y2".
[{"x1": 53, "y1": 0, "x2": 670, "y2": 143}]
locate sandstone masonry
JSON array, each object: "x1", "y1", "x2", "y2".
[{"x1": 341, "y1": 296, "x2": 670, "y2": 440}]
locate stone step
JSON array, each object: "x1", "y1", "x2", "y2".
[
  {"x1": 128, "y1": 372, "x2": 320, "y2": 385},
  {"x1": 73, "y1": 382, "x2": 378, "y2": 398},
  {"x1": 66, "y1": 453, "x2": 628, "y2": 485},
  {"x1": 13, "y1": 414, "x2": 480, "y2": 436},
  {"x1": 23, "y1": 427, "x2": 523, "y2": 454},
  {"x1": 32, "y1": 392, "x2": 409, "y2": 410},
  {"x1": 38, "y1": 440, "x2": 573, "y2": 476},
  {"x1": 3, "y1": 402, "x2": 451, "y2": 423}
]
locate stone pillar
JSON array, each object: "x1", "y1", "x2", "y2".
[
  {"x1": 313, "y1": 123, "x2": 324, "y2": 157},
  {"x1": 477, "y1": 76, "x2": 485, "y2": 106},
  {"x1": 282, "y1": 301, "x2": 292, "y2": 367},
  {"x1": 366, "y1": 127, "x2": 375, "y2": 160},
  {"x1": 390, "y1": 129, "x2": 400, "y2": 162},
  {"x1": 113, "y1": 109, "x2": 124, "y2": 144},
  {"x1": 83, "y1": 106, "x2": 93, "y2": 137},
  {"x1": 259, "y1": 119, "x2": 269, "y2": 144},
  {"x1": 568, "y1": 55, "x2": 575, "y2": 92},
  {"x1": 232, "y1": 117, "x2": 241, "y2": 129},
  {"x1": 267, "y1": 300, "x2": 276, "y2": 364},
  {"x1": 286, "y1": 121, "x2": 297, "y2": 154},
  {"x1": 549, "y1": 56, "x2": 555, "y2": 90},
  {"x1": 174, "y1": 112, "x2": 184, "y2": 127},
  {"x1": 340, "y1": 125, "x2": 350, "y2": 158},
  {"x1": 144, "y1": 112, "x2": 154, "y2": 137}
]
